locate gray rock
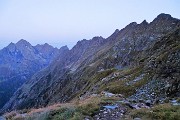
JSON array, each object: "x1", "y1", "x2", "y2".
[
  {"x1": 134, "y1": 118, "x2": 142, "y2": 120},
  {"x1": 145, "y1": 100, "x2": 152, "y2": 106}
]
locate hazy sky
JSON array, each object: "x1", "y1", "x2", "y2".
[{"x1": 0, "y1": 0, "x2": 179, "y2": 49}]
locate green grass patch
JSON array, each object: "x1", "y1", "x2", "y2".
[
  {"x1": 130, "y1": 103, "x2": 180, "y2": 120},
  {"x1": 47, "y1": 97, "x2": 102, "y2": 120}
]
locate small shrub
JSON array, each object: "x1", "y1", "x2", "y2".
[
  {"x1": 177, "y1": 98, "x2": 180, "y2": 103},
  {"x1": 4, "y1": 111, "x2": 17, "y2": 119},
  {"x1": 77, "y1": 102, "x2": 99, "y2": 116},
  {"x1": 70, "y1": 112, "x2": 83, "y2": 120},
  {"x1": 76, "y1": 96, "x2": 101, "y2": 117},
  {"x1": 48, "y1": 107, "x2": 75, "y2": 120}
]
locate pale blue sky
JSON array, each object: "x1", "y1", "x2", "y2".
[{"x1": 0, "y1": 0, "x2": 179, "y2": 49}]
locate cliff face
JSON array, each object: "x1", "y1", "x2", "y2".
[
  {"x1": 1, "y1": 13, "x2": 180, "y2": 112},
  {"x1": 0, "y1": 40, "x2": 64, "y2": 108}
]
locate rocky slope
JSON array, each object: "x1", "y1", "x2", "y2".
[
  {"x1": 0, "y1": 40, "x2": 64, "y2": 109},
  {"x1": 1, "y1": 13, "x2": 180, "y2": 116}
]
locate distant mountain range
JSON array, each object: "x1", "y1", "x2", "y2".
[{"x1": 0, "y1": 40, "x2": 67, "y2": 108}]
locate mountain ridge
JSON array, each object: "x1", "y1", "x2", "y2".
[
  {"x1": 0, "y1": 14, "x2": 179, "y2": 120},
  {"x1": 1, "y1": 13, "x2": 179, "y2": 113}
]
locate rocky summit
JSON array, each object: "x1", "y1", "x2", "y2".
[{"x1": 0, "y1": 13, "x2": 180, "y2": 120}]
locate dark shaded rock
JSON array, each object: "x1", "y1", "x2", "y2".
[
  {"x1": 125, "y1": 102, "x2": 134, "y2": 109},
  {"x1": 145, "y1": 100, "x2": 152, "y2": 107}
]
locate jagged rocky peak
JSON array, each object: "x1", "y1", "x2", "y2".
[
  {"x1": 6, "y1": 42, "x2": 16, "y2": 51},
  {"x1": 80, "y1": 36, "x2": 104, "y2": 42},
  {"x1": 92, "y1": 36, "x2": 104, "y2": 40},
  {"x1": 127, "y1": 22, "x2": 138, "y2": 27},
  {"x1": 37, "y1": 43, "x2": 59, "y2": 50},
  {"x1": 140, "y1": 20, "x2": 148, "y2": 25},
  {"x1": 43, "y1": 43, "x2": 52, "y2": 48},
  {"x1": 77, "y1": 39, "x2": 88, "y2": 44},
  {"x1": 7, "y1": 42, "x2": 15, "y2": 47},
  {"x1": 35, "y1": 43, "x2": 57, "y2": 51},
  {"x1": 73, "y1": 39, "x2": 88, "y2": 50},
  {"x1": 59, "y1": 45, "x2": 69, "y2": 51},
  {"x1": 156, "y1": 13, "x2": 172, "y2": 20},
  {"x1": 15, "y1": 39, "x2": 32, "y2": 50},
  {"x1": 43, "y1": 43, "x2": 58, "y2": 50},
  {"x1": 44, "y1": 43, "x2": 50, "y2": 46},
  {"x1": 16, "y1": 39, "x2": 31, "y2": 46},
  {"x1": 57, "y1": 45, "x2": 69, "y2": 59},
  {"x1": 119, "y1": 22, "x2": 138, "y2": 34},
  {"x1": 75, "y1": 36, "x2": 105, "y2": 48},
  {"x1": 114, "y1": 29, "x2": 120, "y2": 33},
  {"x1": 151, "y1": 13, "x2": 177, "y2": 24},
  {"x1": 148, "y1": 13, "x2": 180, "y2": 33},
  {"x1": 106, "y1": 29, "x2": 120, "y2": 41},
  {"x1": 5, "y1": 40, "x2": 32, "y2": 53}
]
